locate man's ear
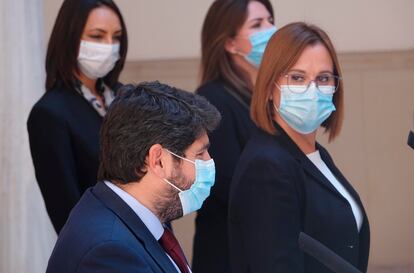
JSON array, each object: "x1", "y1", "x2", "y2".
[{"x1": 147, "y1": 144, "x2": 167, "y2": 178}]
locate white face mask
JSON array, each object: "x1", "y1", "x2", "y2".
[{"x1": 77, "y1": 40, "x2": 120, "y2": 80}]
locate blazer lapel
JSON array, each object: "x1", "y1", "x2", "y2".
[
  {"x1": 92, "y1": 182, "x2": 178, "y2": 273},
  {"x1": 318, "y1": 147, "x2": 366, "y2": 212},
  {"x1": 272, "y1": 122, "x2": 346, "y2": 200},
  {"x1": 319, "y1": 146, "x2": 371, "y2": 243},
  {"x1": 300, "y1": 156, "x2": 346, "y2": 200}
]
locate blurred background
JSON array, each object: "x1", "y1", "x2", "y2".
[{"x1": 0, "y1": 0, "x2": 413, "y2": 272}]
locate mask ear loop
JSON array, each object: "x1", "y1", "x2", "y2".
[
  {"x1": 162, "y1": 149, "x2": 193, "y2": 192},
  {"x1": 273, "y1": 82, "x2": 282, "y2": 113},
  {"x1": 163, "y1": 178, "x2": 183, "y2": 192},
  {"x1": 234, "y1": 50, "x2": 246, "y2": 57},
  {"x1": 165, "y1": 149, "x2": 195, "y2": 165}
]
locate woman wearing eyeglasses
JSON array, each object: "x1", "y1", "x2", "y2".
[{"x1": 228, "y1": 22, "x2": 370, "y2": 273}]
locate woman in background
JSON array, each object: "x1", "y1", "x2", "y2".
[
  {"x1": 228, "y1": 22, "x2": 370, "y2": 273},
  {"x1": 193, "y1": 1, "x2": 276, "y2": 272},
  {"x1": 27, "y1": 0, "x2": 128, "y2": 233}
]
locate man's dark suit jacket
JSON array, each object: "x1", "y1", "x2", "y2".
[
  {"x1": 228, "y1": 123, "x2": 370, "y2": 273},
  {"x1": 27, "y1": 82, "x2": 120, "y2": 233},
  {"x1": 46, "y1": 182, "x2": 179, "y2": 273}
]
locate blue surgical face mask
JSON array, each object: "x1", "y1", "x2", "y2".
[
  {"x1": 274, "y1": 82, "x2": 336, "y2": 134},
  {"x1": 244, "y1": 26, "x2": 277, "y2": 67},
  {"x1": 163, "y1": 150, "x2": 216, "y2": 216}
]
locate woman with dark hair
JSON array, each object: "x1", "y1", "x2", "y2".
[
  {"x1": 193, "y1": 1, "x2": 276, "y2": 272},
  {"x1": 228, "y1": 22, "x2": 370, "y2": 273},
  {"x1": 27, "y1": 0, "x2": 128, "y2": 233}
]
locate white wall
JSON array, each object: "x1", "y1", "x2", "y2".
[{"x1": 44, "y1": 0, "x2": 414, "y2": 61}]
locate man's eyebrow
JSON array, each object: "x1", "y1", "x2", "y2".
[{"x1": 198, "y1": 143, "x2": 210, "y2": 152}]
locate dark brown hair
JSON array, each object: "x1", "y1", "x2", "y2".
[
  {"x1": 45, "y1": 0, "x2": 128, "y2": 91},
  {"x1": 251, "y1": 22, "x2": 344, "y2": 141},
  {"x1": 98, "y1": 82, "x2": 221, "y2": 183},
  {"x1": 200, "y1": 0, "x2": 273, "y2": 100}
]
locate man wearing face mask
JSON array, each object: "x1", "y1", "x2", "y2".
[{"x1": 46, "y1": 81, "x2": 221, "y2": 273}]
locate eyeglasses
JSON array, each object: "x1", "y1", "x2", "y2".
[{"x1": 281, "y1": 73, "x2": 341, "y2": 94}]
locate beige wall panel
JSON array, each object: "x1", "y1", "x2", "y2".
[
  {"x1": 362, "y1": 69, "x2": 414, "y2": 265},
  {"x1": 120, "y1": 58, "x2": 200, "y2": 91},
  {"x1": 171, "y1": 213, "x2": 196, "y2": 263}
]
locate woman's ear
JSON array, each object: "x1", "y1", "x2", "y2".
[
  {"x1": 147, "y1": 144, "x2": 167, "y2": 178},
  {"x1": 224, "y1": 37, "x2": 238, "y2": 54}
]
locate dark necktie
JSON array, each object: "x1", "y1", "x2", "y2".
[{"x1": 158, "y1": 228, "x2": 191, "y2": 273}]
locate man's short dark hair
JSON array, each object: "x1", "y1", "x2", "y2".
[{"x1": 97, "y1": 81, "x2": 221, "y2": 183}]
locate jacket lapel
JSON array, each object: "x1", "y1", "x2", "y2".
[
  {"x1": 92, "y1": 182, "x2": 178, "y2": 273},
  {"x1": 318, "y1": 147, "x2": 366, "y2": 212},
  {"x1": 300, "y1": 156, "x2": 346, "y2": 200},
  {"x1": 319, "y1": 146, "x2": 371, "y2": 251},
  {"x1": 272, "y1": 122, "x2": 347, "y2": 201}
]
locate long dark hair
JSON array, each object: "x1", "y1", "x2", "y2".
[
  {"x1": 45, "y1": 0, "x2": 128, "y2": 91},
  {"x1": 200, "y1": 0, "x2": 273, "y2": 100}
]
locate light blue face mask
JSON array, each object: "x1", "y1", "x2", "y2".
[
  {"x1": 245, "y1": 26, "x2": 277, "y2": 67},
  {"x1": 163, "y1": 150, "x2": 216, "y2": 216},
  {"x1": 274, "y1": 83, "x2": 336, "y2": 134}
]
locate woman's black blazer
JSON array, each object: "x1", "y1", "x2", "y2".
[
  {"x1": 193, "y1": 80, "x2": 256, "y2": 273},
  {"x1": 228, "y1": 123, "x2": 370, "y2": 273},
  {"x1": 27, "y1": 82, "x2": 120, "y2": 233}
]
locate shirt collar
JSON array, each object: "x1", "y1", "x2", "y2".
[{"x1": 104, "y1": 181, "x2": 164, "y2": 240}]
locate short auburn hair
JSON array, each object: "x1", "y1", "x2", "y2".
[{"x1": 251, "y1": 22, "x2": 344, "y2": 142}]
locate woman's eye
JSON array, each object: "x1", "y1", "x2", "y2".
[
  {"x1": 89, "y1": 35, "x2": 102, "y2": 40},
  {"x1": 268, "y1": 17, "x2": 274, "y2": 24},
  {"x1": 317, "y1": 75, "x2": 330, "y2": 82},
  {"x1": 291, "y1": 75, "x2": 305, "y2": 82}
]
